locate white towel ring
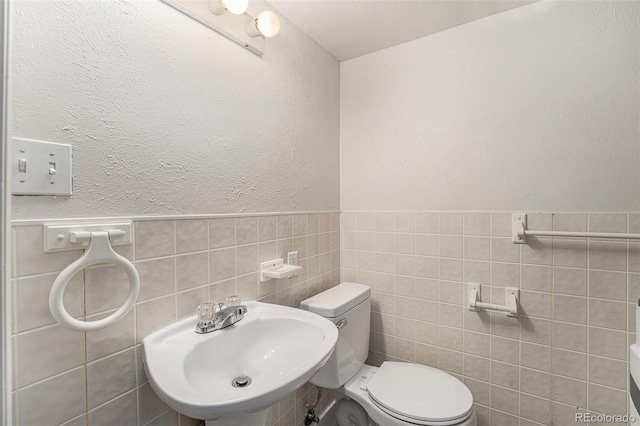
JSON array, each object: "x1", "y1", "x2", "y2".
[{"x1": 49, "y1": 231, "x2": 140, "y2": 332}]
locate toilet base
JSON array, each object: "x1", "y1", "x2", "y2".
[
  {"x1": 338, "y1": 364, "x2": 476, "y2": 426},
  {"x1": 204, "y1": 409, "x2": 268, "y2": 426}
]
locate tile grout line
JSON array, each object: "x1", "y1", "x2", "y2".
[
  {"x1": 132, "y1": 222, "x2": 141, "y2": 426},
  {"x1": 549, "y1": 213, "x2": 556, "y2": 423},
  {"x1": 586, "y1": 214, "x2": 591, "y2": 415}
]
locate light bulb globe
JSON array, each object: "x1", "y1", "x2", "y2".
[
  {"x1": 256, "y1": 10, "x2": 280, "y2": 38},
  {"x1": 224, "y1": 0, "x2": 248, "y2": 14}
]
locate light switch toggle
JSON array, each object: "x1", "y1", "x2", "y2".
[
  {"x1": 18, "y1": 158, "x2": 27, "y2": 173},
  {"x1": 48, "y1": 162, "x2": 57, "y2": 175}
]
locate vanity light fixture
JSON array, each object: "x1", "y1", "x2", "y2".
[
  {"x1": 245, "y1": 10, "x2": 281, "y2": 38},
  {"x1": 161, "y1": 0, "x2": 281, "y2": 56},
  {"x1": 208, "y1": 0, "x2": 248, "y2": 15}
]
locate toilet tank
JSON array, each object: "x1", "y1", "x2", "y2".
[{"x1": 299, "y1": 282, "x2": 371, "y2": 389}]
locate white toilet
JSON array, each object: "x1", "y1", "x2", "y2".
[{"x1": 300, "y1": 282, "x2": 477, "y2": 426}]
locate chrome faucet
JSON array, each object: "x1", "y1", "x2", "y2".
[{"x1": 195, "y1": 297, "x2": 247, "y2": 334}]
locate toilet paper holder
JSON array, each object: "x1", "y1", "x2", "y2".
[{"x1": 468, "y1": 283, "x2": 519, "y2": 318}]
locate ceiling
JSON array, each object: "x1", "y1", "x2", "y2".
[{"x1": 268, "y1": 0, "x2": 536, "y2": 61}]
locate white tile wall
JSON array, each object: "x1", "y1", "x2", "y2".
[
  {"x1": 17, "y1": 210, "x2": 640, "y2": 426},
  {"x1": 11, "y1": 213, "x2": 340, "y2": 426},
  {"x1": 341, "y1": 211, "x2": 640, "y2": 426}
]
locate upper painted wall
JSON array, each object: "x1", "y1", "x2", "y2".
[
  {"x1": 340, "y1": 1, "x2": 640, "y2": 212},
  {"x1": 11, "y1": 0, "x2": 340, "y2": 220}
]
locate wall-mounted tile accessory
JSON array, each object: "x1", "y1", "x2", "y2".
[
  {"x1": 12, "y1": 137, "x2": 72, "y2": 196},
  {"x1": 259, "y1": 258, "x2": 302, "y2": 282},
  {"x1": 513, "y1": 213, "x2": 640, "y2": 244},
  {"x1": 46, "y1": 223, "x2": 139, "y2": 332},
  {"x1": 161, "y1": 0, "x2": 281, "y2": 56},
  {"x1": 468, "y1": 283, "x2": 519, "y2": 318}
]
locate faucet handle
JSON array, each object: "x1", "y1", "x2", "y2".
[
  {"x1": 196, "y1": 302, "x2": 216, "y2": 323},
  {"x1": 226, "y1": 295, "x2": 241, "y2": 307}
]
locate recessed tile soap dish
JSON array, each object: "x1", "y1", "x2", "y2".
[{"x1": 259, "y1": 258, "x2": 302, "y2": 282}]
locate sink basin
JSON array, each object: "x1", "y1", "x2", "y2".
[{"x1": 143, "y1": 301, "x2": 338, "y2": 421}]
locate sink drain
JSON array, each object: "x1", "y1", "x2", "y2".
[{"x1": 232, "y1": 375, "x2": 251, "y2": 388}]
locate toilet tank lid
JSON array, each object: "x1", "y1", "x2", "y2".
[{"x1": 300, "y1": 282, "x2": 370, "y2": 318}]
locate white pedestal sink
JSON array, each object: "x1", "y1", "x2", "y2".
[{"x1": 143, "y1": 301, "x2": 339, "y2": 425}]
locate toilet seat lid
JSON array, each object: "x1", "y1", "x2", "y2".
[{"x1": 366, "y1": 362, "x2": 473, "y2": 425}]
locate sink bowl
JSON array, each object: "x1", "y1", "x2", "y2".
[{"x1": 143, "y1": 301, "x2": 338, "y2": 421}]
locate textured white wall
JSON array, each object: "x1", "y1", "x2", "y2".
[
  {"x1": 340, "y1": 1, "x2": 640, "y2": 212},
  {"x1": 11, "y1": 0, "x2": 340, "y2": 220}
]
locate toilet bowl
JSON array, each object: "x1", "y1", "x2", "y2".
[
  {"x1": 336, "y1": 364, "x2": 476, "y2": 426},
  {"x1": 300, "y1": 282, "x2": 476, "y2": 426}
]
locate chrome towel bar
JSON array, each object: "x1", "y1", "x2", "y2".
[{"x1": 512, "y1": 213, "x2": 640, "y2": 244}]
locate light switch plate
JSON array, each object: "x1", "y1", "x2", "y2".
[{"x1": 12, "y1": 138, "x2": 73, "y2": 195}]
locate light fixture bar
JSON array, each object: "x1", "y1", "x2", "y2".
[{"x1": 161, "y1": 0, "x2": 266, "y2": 56}]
